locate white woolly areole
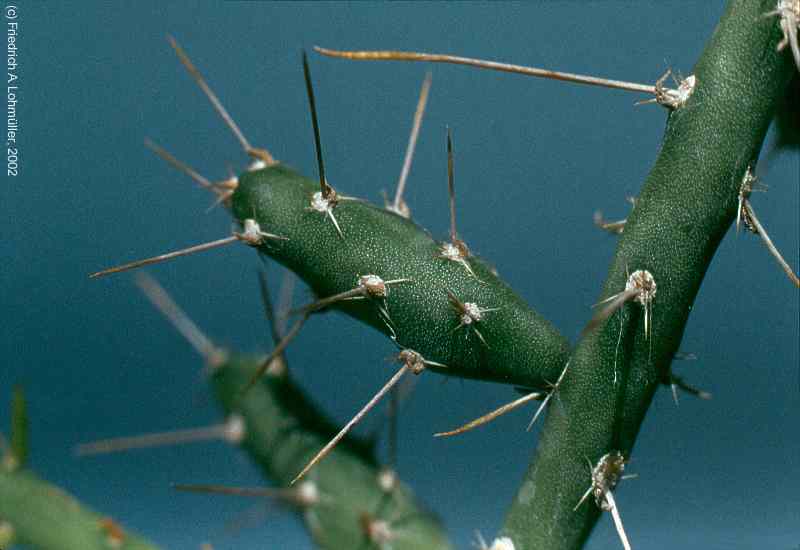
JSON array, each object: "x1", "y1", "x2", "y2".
[
  {"x1": 673, "y1": 75, "x2": 696, "y2": 107},
  {"x1": 625, "y1": 269, "x2": 656, "y2": 306},
  {"x1": 247, "y1": 158, "x2": 267, "y2": 172},
  {"x1": 222, "y1": 414, "x2": 246, "y2": 444},
  {"x1": 378, "y1": 468, "x2": 398, "y2": 492},
  {"x1": 489, "y1": 537, "x2": 516, "y2": 550},
  {"x1": 387, "y1": 199, "x2": 411, "y2": 219},
  {"x1": 207, "y1": 348, "x2": 229, "y2": 371},
  {"x1": 265, "y1": 355, "x2": 287, "y2": 377},
  {"x1": 296, "y1": 480, "x2": 320, "y2": 506},
  {"x1": 398, "y1": 349, "x2": 426, "y2": 374},
  {"x1": 592, "y1": 451, "x2": 626, "y2": 511},
  {"x1": 240, "y1": 218, "x2": 263, "y2": 244},
  {"x1": 310, "y1": 191, "x2": 332, "y2": 213},
  {"x1": 365, "y1": 518, "x2": 394, "y2": 544},
  {"x1": 440, "y1": 242, "x2": 464, "y2": 260},
  {"x1": 658, "y1": 74, "x2": 696, "y2": 109},
  {"x1": 462, "y1": 302, "x2": 483, "y2": 324},
  {"x1": 358, "y1": 274, "x2": 387, "y2": 297}
]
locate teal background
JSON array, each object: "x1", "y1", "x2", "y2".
[{"x1": 2, "y1": 2, "x2": 798, "y2": 549}]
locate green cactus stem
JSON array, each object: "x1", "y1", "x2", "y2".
[
  {"x1": 211, "y1": 355, "x2": 452, "y2": 550},
  {"x1": 0, "y1": 469, "x2": 162, "y2": 550},
  {"x1": 230, "y1": 164, "x2": 570, "y2": 390},
  {"x1": 501, "y1": 1, "x2": 796, "y2": 548},
  {"x1": 0, "y1": 389, "x2": 161, "y2": 550}
]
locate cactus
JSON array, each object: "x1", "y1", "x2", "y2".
[
  {"x1": 500, "y1": 3, "x2": 796, "y2": 546},
  {"x1": 210, "y1": 354, "x2": 452, "y2": 550},
  {"x1": 0, "y1": 389, "x2": 161, "y2": 550},
  {"x1": 4, "y1": 2, "x2": 798, "y2": 549}
]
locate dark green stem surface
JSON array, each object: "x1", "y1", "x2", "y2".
[
  {"x1": 501, "y1": 1, "x2": 794, "y2": 548},
  {"x1": 232, "y1": 166, "x2": 570, "y2": 389}
]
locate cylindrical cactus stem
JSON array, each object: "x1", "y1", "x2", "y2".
[
  {"x1": 0, "y1": 388, "x2": 161, "y2": 550},
  {"x1": 0, "y1": 469, "x2": 162, "y2": 550},
  {"x1": 501, "y1": 1, "x2": 796, "y2": 549},
  {"x1": 230, "y1": 165, "x2": 570, "y2": 390},
  {"x1": 211, "y1": 355, "x2": 453, "y2": 550}
]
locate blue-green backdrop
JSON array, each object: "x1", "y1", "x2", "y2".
[{"x1": 2, "y1": 2, "x2": 798, "y2": 549}]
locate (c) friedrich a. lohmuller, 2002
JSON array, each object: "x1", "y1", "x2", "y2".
[{"x1": 6, "y1": 4, "x2": 18, "y2": 177}]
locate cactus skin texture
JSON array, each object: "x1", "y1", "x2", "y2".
[
  {"x1": 0, "y1": 389, "x2": 162, "y2": 550},
  {"x1": 0, "y1": 360, "x2": 450, "y2": 550},
  {"x1": 224, "y1": 3, "x2": 794, "y2": 547},
  {"x1": 4, "y1": 2, "x2": 793, "y2": 549},
  {"x1": 211, "y1": 355, "x2": 452, "y2": 550},
  {"x1": 231, "y1": 164, "x2": 570, "y2": 389},
  {"x1": 500, "y1": 1, "x2": 796, "y2": 548},
  {"x1": 0, "y1": 469, "x2": 161, "y2": 550}
]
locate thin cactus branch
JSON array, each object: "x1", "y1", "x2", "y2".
[
  {"x1": 0, "y1": 468, "x2": 163, "y2": 550},
  {"x1": 210, "y1": 355, "x2": 452, "y2": 550},
  {"x1": 0, "y1": 390, "x2": 162, "y2": 550}
]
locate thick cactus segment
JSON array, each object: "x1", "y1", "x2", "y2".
[
  {"x1": 0, "y1": 468, "x2": 161, "y2": 550},
  {"x1": 211, "y1": 356, "x2": 452, "y2": 550},
  {"x1": 231, "y1": 166, "x2": 569, "y2": 389},
  {"x1": 502, "y1": 1, "x2": 795, "y2": 549}
]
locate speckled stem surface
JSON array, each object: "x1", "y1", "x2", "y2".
[
  {"x1": 231, "y1": 166, "x2": 570, "y2": 389},
  {"x1": 501, "y1": 1, "x2": 795, "y2": 548}
]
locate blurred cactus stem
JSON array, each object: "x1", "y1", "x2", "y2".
[
  {"x1": 0, "y1": 388, "x2": 162, "y2": 550},
  {"x1": 211, "y1": 355, "x2": 452, "y2": 550}
]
